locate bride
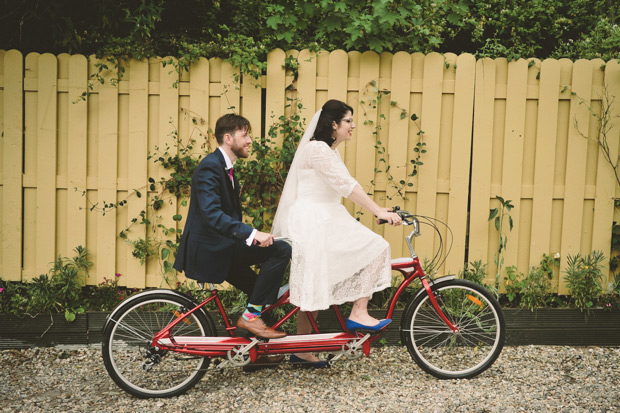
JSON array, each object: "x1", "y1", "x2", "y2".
[{"x1": 272, "y1": 99, "x2": 402, "y2": 365}]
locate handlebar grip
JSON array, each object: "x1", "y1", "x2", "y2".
[{"x1": 377, "y1": 219, "x2": 388, "y2": 225}]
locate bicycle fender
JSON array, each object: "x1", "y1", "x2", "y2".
[{"x1": 105, "y1": 289, "x2": 202, "y2": 329}]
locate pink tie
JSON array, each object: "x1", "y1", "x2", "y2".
[{"x1": 229, "y1": 167, "x2": 233, "y2": 182}]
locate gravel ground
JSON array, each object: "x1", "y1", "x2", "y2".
[{"x1": 1, "y1": 345, "x2": 619, "y2": 412}]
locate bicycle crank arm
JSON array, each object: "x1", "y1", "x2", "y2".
[
  {"x1": 328, "y1": 333, "x2": 372, "y2": 362},
  {"x1": 217, "y1": 338, "x2": 261, "y2": 369}
]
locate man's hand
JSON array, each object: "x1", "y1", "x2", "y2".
[{"x1": 254, "y1": 231, "x2": 274, "y2": 247}]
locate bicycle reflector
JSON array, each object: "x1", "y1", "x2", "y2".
[
  {"x1": 174, "y1": 310, "x2": 192, "y2": 325},
  {"x1": 467, "y1": 295, "x2": 484, "y2": 309}
]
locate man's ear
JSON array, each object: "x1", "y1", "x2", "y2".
[
  {"x1": 223, "y1": 133, "x2": 231, "y2": 145},
  {"x1": 332, "y1": 121, "x2": 337, "y2": 130}
]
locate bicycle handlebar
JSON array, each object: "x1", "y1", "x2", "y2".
[{"x1": 376, "y1": 206, "x2": 416, "y2": 226}]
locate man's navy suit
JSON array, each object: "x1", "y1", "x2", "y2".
[{"x1": 174, "y1": 148, "x2": 290, "y2": 305}]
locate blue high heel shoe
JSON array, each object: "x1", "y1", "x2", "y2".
[
  {"x1": 345, "y1": 318, "x2": 392, "y2": 332},
  {"x1": 289, "y1": 354, "x2": 329, "y2": 369}
]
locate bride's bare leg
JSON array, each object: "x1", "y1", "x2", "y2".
[
  {"x1": 348, "y1": 297, "x2": 381, "y2": 325},
  {"x1": 293, "y1": 311, "x2": 320, "y2": 362}
]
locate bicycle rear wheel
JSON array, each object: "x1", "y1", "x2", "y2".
[
  {"x1": 102, "y1": 293, "x2": 215, "y2": 398},
  {"x1": 401, "y1": 279, "x2": 505, "y2": 379}
]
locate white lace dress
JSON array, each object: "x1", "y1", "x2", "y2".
[{"x1": 286, "y1": 140, "x2": 392, "y2": 311}]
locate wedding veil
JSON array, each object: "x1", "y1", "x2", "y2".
[{"x1": 271, "y1": 108, "x2": 322, "y2": 237}]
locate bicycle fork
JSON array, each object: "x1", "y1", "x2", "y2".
[{"x1": 421, "y1": 277, "x2": 460, "y2": 333}]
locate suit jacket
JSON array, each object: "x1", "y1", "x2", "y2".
[{"x1": 173, "y1": 149, "x2": 254, "y2": 283}]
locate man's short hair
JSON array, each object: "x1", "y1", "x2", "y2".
[{"x1": 214, "y1": 113, "x2": 251, "y2": 144}]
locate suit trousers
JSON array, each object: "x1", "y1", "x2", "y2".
[{"x1": 225, "y1": 239, "x2": 292, "y2": 306}]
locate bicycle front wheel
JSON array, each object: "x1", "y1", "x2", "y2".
[
  {"x1": 401, "y1": 279, "x2": 505, "y2": 379},
  {"x1": 102, "y1": 293, "x2": 215, "y2": 398}
]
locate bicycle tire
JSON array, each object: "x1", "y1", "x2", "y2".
[
  {"x1": 102, "y1": 292, "x2": 215, "y2": 398},
  {"x1": 401, "y1": 279, "x2": 505, "y2": 379}
]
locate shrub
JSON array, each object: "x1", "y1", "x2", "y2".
[
  {"x1": 564, "y1": 251, "x2": 606, "y2": 311},
  {"x1": 504, "y1": 264, "x2": 553, "y2": 311}
]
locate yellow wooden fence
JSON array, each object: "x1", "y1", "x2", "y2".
[{"x1": 1, "y1": 49, "x2": 619, "y2": 293}]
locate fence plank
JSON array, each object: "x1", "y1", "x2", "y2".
[
  {"x1": 125, "y1": 59, "x2": 149, "y2": 288},
  {"x1": 469, "y1": 58, "x2": 496, "y2": 283},
  {"x1": 67, "y1": 54, "x2": 88, "y2": 256},
  {"x1": 220, "y1": 60, "x2": 239, "y2": 114},
  {"x1": 0, "y1": 49, "x2": 4, "y2": 184},
  {"x1": 96, "y1": 58, "x2": 119, "y2": 283},
  {"x1": 35, "y1": 53, "x2": 58, "y2": 277},
  {"x1": 22, "y1": 53, "x2": 40, "y2": 280},
  {"x1": 266, "y1": 49, "x2": 286, "y2": 146},
  {"x1": 558, "y1": 60, "x2": 595, "y2": 294},
  {"x1": 158, "y1": 57, "x2": 179, "y2": 287},
  {"x1": 529, "y1": 59, "x2": 561, "y2": 268},
  {"x1": 189, "y1": 57, "x2": 210, "y2": 144},
  {"x1": 297, "y1": 50, "x2": 317, "y2": 132},
  {"x1": 415, "y1": 53, "x2": 444, "y2": 263},
  {"x1": 383, "y1": 51, "x2": 412, "y2": 258},
  {"x1": 182, "y1": 57, "x2": 210, "y2": 260},
  {"x1": 355, "y1": 51, "x2": 380, "y2": 229},
  {"x1": 344, "y1": 51, "x2": 361, "y2": 214},
  {"x1": 0, "y1": 49, "x2": 3, "y2": 280},
  {"x1": 240, "y1": 64, "x2": 261, "y2": 146},
  {"x1": 592, "y1": 60, "x2": 620, "y2": 285},
  {"x1": 328, "y1": 50, "x2": 349, "y2": 163},
  {"x1": 285, "y1": 49, "x2": 300, "y2": 122},
  {"x1": 2, "y1": 50, "x2": 23, "y2": 281},
  {"x1": 446, "y1": 53, "x2": 476, "y2": 274},
  {"x1": 500, "y1": 59, "x2": 528, "y2": 286}
]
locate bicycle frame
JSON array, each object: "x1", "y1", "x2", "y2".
[{"x1": 147, "y1": 214, "x2": 459, "y2": 361}]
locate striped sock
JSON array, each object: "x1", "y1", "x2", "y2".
[{"x1": 242, "y1": 303, "x2": 263, "y2": 321}]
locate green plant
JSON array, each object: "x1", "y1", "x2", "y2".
[
  {"x1": 564, "y1": 251, "x2": 606, "y2": 311},
  {"x1": 488, "y1": 196, "x2": 514, "y2": 291},
  {"x1": 357, "y1": 81, "x2": 427, "y2": 221},
  {"x1": 48, "y1": 246, "x2": 93, "y2": 321},
  {"x1": 611, "y1": 221, "x2": 620, "y2": 274},
  {"x1": 504, "y1": 262, "x2": 553, "y2": 311},
  {"x1": 87, "y1": 273, "x2": 132, "y2": 311},
  {"x1": 0, "y1": 247, "x2": 92, "y2": 321},
  {"x1": 236, "y1": 101, "x2": 306, "y2": 230},
  {"x1": 459, "y1": 260, "x2": 491, "y2": 288}
]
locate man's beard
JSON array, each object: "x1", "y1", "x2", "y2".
[{"x1": 231, "y1": 143, "x2": 249, "y2": 159}]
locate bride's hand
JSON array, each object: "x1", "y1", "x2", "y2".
[{"x1": 376, "y1": 210, "x2": 402, "y2": 226}]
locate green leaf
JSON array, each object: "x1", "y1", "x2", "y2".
[
  {"x1": 65, "y1": 310, "x2": 76, "y2": 322},
  {"x1": 161, "y1": 248, "x2": 170, "y2": 261},
  {"x1": 488, "y1": 208, "x2": 498, "y2": 221},
  {"x1": 172, "y1": 214, "x2": 183, "y2": 221}
]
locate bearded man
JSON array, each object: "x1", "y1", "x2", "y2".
[{"x1": 174, "y1": 113, "x2": 290, "y2": 339}]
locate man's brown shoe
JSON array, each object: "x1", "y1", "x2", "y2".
[{"x1": 236, "y1": 316, "x2": 286, "y2": 339}]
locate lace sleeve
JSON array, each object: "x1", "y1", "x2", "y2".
[{"x1": 305, "y1": 141, "x2": 358, "y2": 197}]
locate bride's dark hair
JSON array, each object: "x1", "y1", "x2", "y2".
[{"x1": 311, "y1": 99, "x2": 354, "y2": 147}]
